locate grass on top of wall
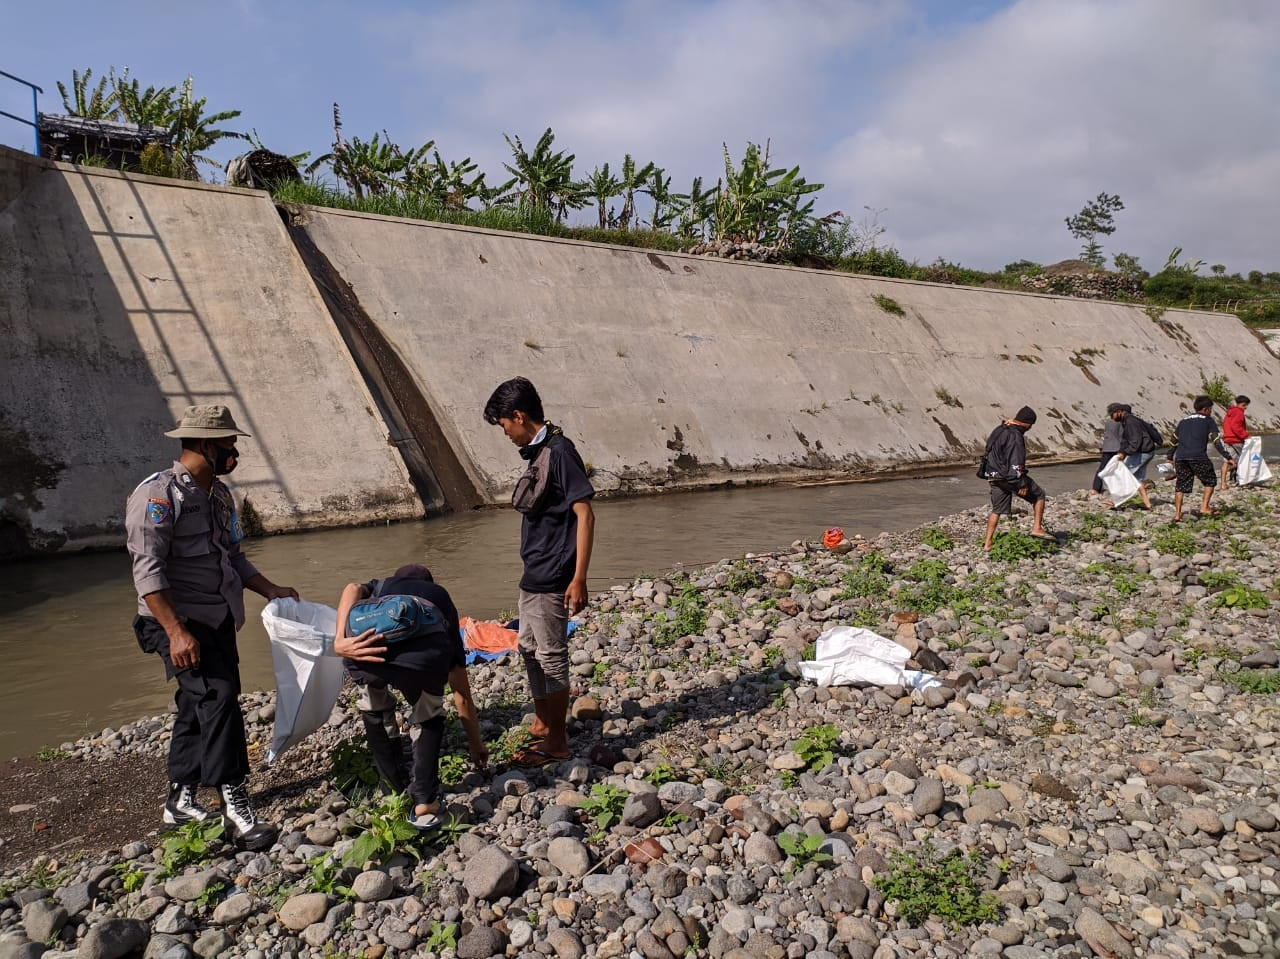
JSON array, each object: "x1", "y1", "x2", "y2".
[{"x1": 272, "y1": 180, "x2": 684, "y2": 252}]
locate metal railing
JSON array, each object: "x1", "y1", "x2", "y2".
[{"x1": 0, "y1": 69, "x2": 42, "y2": 155}]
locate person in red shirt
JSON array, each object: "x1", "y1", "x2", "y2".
[{"x1": 1221, "y1": 395, "x2": 1251, "y2": 487}]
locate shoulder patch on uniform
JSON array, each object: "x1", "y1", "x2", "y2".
[{"x1": 146, "y1": 498, "x2": 171, "y2": 524}]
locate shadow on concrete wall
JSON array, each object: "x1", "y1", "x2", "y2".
[
  {"x1": 0, "y1": 150, "x2": 174, "y2": 560},
  {"x1": 0, "y1": 148, "x2": 292, "y2": 559}
]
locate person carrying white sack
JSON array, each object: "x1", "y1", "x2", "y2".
[{"x1": 1112, "y1": 404, "x2": 1154, "y2": 510}]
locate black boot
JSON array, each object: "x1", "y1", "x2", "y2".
[{"x1": 361, "y1": 709, "x2": 410, "y2": 793}]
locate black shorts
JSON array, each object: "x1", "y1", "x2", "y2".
[
  {"x1": 1174, "y1": 459, "x2": 1216, "y2": 493},
  {"x1": 989, "y1": 477, "x2": 1046, "y2": 515}
]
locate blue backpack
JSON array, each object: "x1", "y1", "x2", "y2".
[{"x1": 346, "y1": 595, "x2": 445, "y2": 644}]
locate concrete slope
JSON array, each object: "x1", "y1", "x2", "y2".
[
  {"x1": 296, "y1": 206, "x2": 1280, "y2": 500},
  {"x1": 0, "y1": 148, "x2": 421, "y2": 554}
]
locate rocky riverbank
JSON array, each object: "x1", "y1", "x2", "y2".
[{"x1": 2, "y1": 483, "x2": 1279, "y2": 959}]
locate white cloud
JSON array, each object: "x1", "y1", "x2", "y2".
[
  {"x1": 821, "y1": 0, "x2": 1280, "y2": 272},
  {"x1": 375, "y1": 0, "x2": 904, "y2": 197}
]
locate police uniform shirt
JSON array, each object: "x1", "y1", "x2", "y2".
[{"x1": 126, "y1": 462, "x2": 259, "y2": 630}]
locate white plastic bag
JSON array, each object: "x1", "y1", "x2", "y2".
[
  {"x1": 262, "y1": 598, "x2": 344, "y2": 762},
  {"x1": 1236, "y1": 436, "x2": 1272, "y2": 486},
  {"x1": 799, "y1": 625, "x2": 940, "y2": 689},
  {"x1": 1098, "y1": 456, "x2": 1141, "y2": 506}
]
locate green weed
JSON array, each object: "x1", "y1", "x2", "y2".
[
  {"x1": 581, "y1": 783, "x2": 628, "y2": 839},
  {"x1": 305, "y1": 855, "x2": 354, "y2": 898},
  {"x1": 652, "y1": 583, "x2": 708, "y2": 647},
  {"x1": 423, "y1": 921, "x2": 459, "y2": 952},
  {"x1": 988, "y1": 531, "x2": 1057, "y2": 562},
  {"x1": 439, "y1": 754, "x2": 468, "y2": 787},
  {"x1": 1210, "y1": 585, "x2": 1269, "y2": 610},
  {"x1": 645, "y1": 762, "x2": 676, "y2": 786},
  {"x1": 921, "y1": 527, "x2": 955, "y2": 551},
  {"x1": 724, "y1": 560, "x2": 766, "y2": 593},
  {"x1": 1228, "y1": 669, "x2": 1280, "y2": 694},
  {"x1": 777, "y1": 832, "x2": 833, "y2": 876},
  {"x1": 1151, "y1": 524, "x2": 1196, "y2": 557},
  {"x1": 874, "y1": 840, "x2": 1001, "y2": 928},
  {"x1": 873, "y1": 293, "x2": 905, "y2": 316},
  {"x1": 331, "y1": 736, "x2": 381, "y2": 801},
  {"x1": 795, "y1": 724, "x2": 840, "y2": 770},
  {"x1": 159, "y1": 818, "x2": 224, "y2": 877},
  {"x1": 836, "y1": 551, "x2": 891, "y2": 600},
  {"x1": 35, "y1": 746, "x2": 71, "y2": 762},
  {"x1": 933, "y1": 388, "x2": 962, "y2": 409},
  {"x1": 112, "y1": 862, "x2": 147, "y2": 893},
  {"x1": 344, "y1": 793, "x2": 427, "y2": 867}
]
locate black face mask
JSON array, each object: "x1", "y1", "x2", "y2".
[{"x1": 204, "y1": 443, "x2": 239, "y2": 476}]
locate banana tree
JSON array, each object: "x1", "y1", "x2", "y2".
[
  {"x1": 308, "y1": 105, "x2": 406, "y2": 197},
  {"x1": 57, "y1": 68, "x2": 116, "y2": 120},
  {"x1": 166, "y1": 77, "x2": 243, "y2": 178},
  {"x1": 502, "y1": 127, "x2": 579, "y2": 217},
  {"x1": 714, "y1": 140, "x2": 822, "y2": 247},
  {"x1": 644, "y1": 166, "x2": 686, "y2": 232},
  {"x1": 677, "y1": 176, "x2": 718, "y2": 244},
  {"x1": 616, "y1": 154, "x2": 655, "y2": 230},
  {"x1": 585, "y1": 163, "x2": 622, "y2": 228},
  {"x1": 110, "y1": 68, "x2": 176, "y2": 128}
]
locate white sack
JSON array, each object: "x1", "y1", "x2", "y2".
[
  {"x1": 799, "y1": 625, "x2": 940, "y2": 690},
  {"x1": 262, "y1": 598, "x2": 344, "y2": 763},
  {"x1": 1236, "y1": 436, "x2": 1273, "y2": 486},
  {"x1": 1098, "y1": 456, "x2": 1141, "y2": 506}
]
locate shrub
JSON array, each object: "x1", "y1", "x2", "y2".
[
  {"x1": 1144, "y1": 269, "x2": 1197, "y2": 304},
  {"x1": 1200, "y1": 373, "x2": 1233, "y2": 408}
]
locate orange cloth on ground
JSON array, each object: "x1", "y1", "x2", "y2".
[
  {"x1": 822, "y1": 527, "x2": 845, "y2": 549},
  {"x1": 460, "y1": 617, "x2": 519, "y2": 654}
]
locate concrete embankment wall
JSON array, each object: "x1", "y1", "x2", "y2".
[
  {"x1": 3, "y1": 144, "x2": 1279, "y2": 555},
  {"x1": 0, "y1": 147, "x2": 420, "y2": 554},
  {"x1": 293, "y1": 206, "x2": 1280, "y2": 499}
]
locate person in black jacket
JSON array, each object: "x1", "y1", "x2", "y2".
[
  {"x1": 982, "y1": 406, "x2": 1049, "y2": 550},
  {"x1": 1113, "y1": 404, "x2": 1154, "y2": 509}
]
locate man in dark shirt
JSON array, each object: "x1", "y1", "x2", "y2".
[
  {"x1": 484, "y1": 377, "x2": 595, "y2": 767},
  {"x1": 335, "y1": 564, "x2": 487, "y2": 830},
  {"x1": 126, "y1": 405, "x2": 296, "y2": 850},
  {"x1": 1168, "y1": 395, "x2": 1231, "y2": 520},
  {"x1": 982, "y1": 406, "x2": 1049, "y2": 550}
]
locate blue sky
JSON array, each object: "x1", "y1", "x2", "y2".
[{"x1": 4, "y1": 0, "x2": 1277, "y2": 273}]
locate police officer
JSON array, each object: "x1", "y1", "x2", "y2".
[{"x1": 126, "y1": 405, "x2": 296, "y2": 850}]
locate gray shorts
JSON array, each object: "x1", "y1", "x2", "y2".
[{"x1": 518, "y1": 590, "x2": 570, "y2": 698}]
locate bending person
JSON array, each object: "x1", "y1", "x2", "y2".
[{"x1": 334, "y1": 564, "x2": 487, "y2": 830}]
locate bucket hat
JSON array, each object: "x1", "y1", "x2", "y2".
[{"x1": 164, "y1": 405, "x2": 252, "y2": 439}]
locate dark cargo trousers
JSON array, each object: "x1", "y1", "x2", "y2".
[{"x1": 134, "y1": 613, "x2": 250, "y2": 787}]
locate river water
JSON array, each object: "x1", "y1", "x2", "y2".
[{"x1": 0, "y1": 448, "x2": 1262, "y2": 758}]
